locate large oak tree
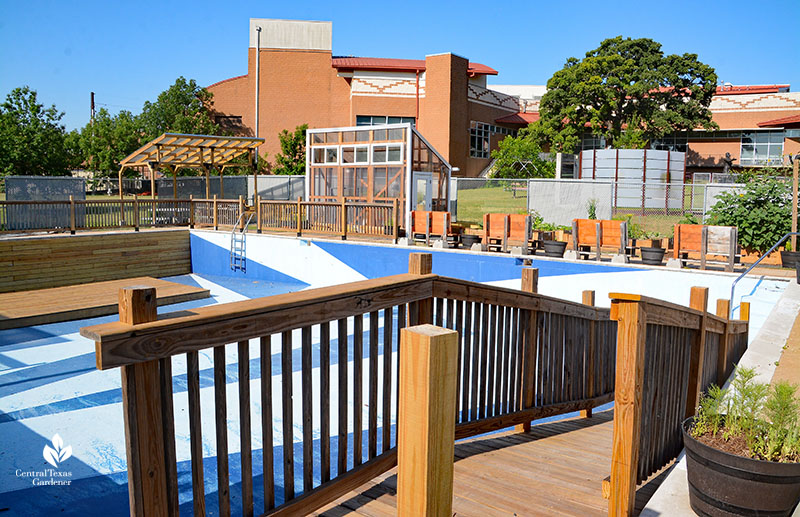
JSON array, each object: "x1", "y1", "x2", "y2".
[{"x1": 536, "y1": 36, "x2": 718, "y2": 153}]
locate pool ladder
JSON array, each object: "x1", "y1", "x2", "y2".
[{"x1": 230, "y1": 212, "x2": 254, "y2": 272}]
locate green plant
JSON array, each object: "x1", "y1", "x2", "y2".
[
  {"x1": 587, "y1": 198, "x2": 598, "y2": 220},
  {"x1": 706, "y1": 177, "x2": 792, "y2": 253},
  {"x1": 691, "y1": 366, "x2": 800, "y2": 463},
  {"x1": 677, "y1": 213, "x2": 700, "y2": 225},
  {"x1": 613, "y1": 213, "x2": 645, "y2": 240}
]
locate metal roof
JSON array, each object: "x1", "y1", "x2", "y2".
[
  {"x1": 331, "y1": 57, "x2": 498, "y2": 76},
  {"x1": 120, "y1": 133, "x2": 264, "y2": 168}
]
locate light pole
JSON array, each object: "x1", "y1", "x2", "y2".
[{"x1": 792, "y1": 153, "x2": 799, "y2": 251}]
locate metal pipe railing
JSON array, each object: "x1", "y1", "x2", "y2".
[{"x1": 729, "y1": 231, "x2": 800, "y2": 318}]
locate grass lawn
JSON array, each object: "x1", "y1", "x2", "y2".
[{"x1": 456, "y1": 186, "x2": 528, "y2": 227}]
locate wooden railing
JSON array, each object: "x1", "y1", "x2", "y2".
[
  {"x1": 0, "y1": 197, "x2": 212, "y2": 233},
  {"x1": 257, "y1": 197, "x2": 399, "y2": 241},
  {"x1": 606, "y1": 288, "x2": 750, "y2": 516},
  {"x1": 192, "y1": 196, "x2": 243, "y2": 230},
  {"x1": 79, "y1": 253, "x2": 617, "y2": 516}
]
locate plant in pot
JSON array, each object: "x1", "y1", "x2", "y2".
[
  {"x1": 781, "y1": 239, "x2": 800, "y2": 270},
  {"x1": 639, "y1": 231, "x2": 667, "y2": 265},
  {"x1": 684, "y1": 367, "x2": 800, "y2": 516}
]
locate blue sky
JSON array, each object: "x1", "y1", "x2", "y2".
[{"x1": 1, "y1": 0, "x2": 798, "y2": 131}]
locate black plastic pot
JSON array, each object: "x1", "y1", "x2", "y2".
[
  {"x1": 542, "y1": 240, "x2": 567, "y2": 258},
  {"x1": 682, "y1": 418, "x2": 800, "y2": 516},
  {"x1": 781, "y1": 250, "x2": 800, "y2": 269},
  {"x1": 640, "y1": 246, "x2": 666, "y2": 266},
  {"x1": 460, "y1": 234, "x2": 482, "y2": 248}
]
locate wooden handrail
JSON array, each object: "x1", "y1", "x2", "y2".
[{"x1": 81, "y1": 273, "x2": 435, "y2": 369}]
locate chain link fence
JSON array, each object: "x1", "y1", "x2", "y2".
[{"x1": 452, "y1": 178, "x2": 743, "y2": 237}]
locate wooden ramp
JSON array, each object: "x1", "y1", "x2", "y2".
[
  {"x1": 0, "y1": 276, "x2": 210, "y2": 329},
  {"x1": 316, "y1": 410, "x2": 667, "y2": 517}
]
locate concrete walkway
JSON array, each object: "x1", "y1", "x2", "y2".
[{"x1": 641, "y1": 280, "x2": 800, "y2": 516}]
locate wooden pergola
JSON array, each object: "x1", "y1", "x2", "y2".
[{"x1": 118, "y1": 133, "x2": 265, "y2": 199}]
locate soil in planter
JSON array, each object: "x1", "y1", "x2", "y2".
[{"x1": 694, "y1": 431, "x2": 751, "y2": 459}]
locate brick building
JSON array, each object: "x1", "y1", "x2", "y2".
[
  {"x1": 209, "y1": 19, "x2": 800, "y2": 179},
  {"x1": 208, "y1": 19, "x2": 523, "y2": 178}
]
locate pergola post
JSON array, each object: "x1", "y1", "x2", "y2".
[
  {"x1": 172, "y1": 165, "x2": 177, "y2": 199},
  {"x1": 118, "y1": 166, "x2": 125, "y2": 225},
  {"x1": 147, "y1": 162, "x2": 157, "y2": 200}
]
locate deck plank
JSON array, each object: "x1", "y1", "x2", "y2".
[
  {"x1": 316, "y1": 410, "x2": 669, "y2": 516},
  {"x1": 0, "y1": 276, "x2": 210, "y2": 329}
]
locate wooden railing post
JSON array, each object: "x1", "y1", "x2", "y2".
[
  {"x1": 608, "y1": 298, "x2": 647, "y2": 517},
  {"x1": 189, "y1": 195, "x2": 195, "y2": 229},
  {"x1": 133, "y1": 195, "x2": 140, "y2": 232},
  {"x1": 517, "y1": 267, "x2": 539, "y2": 433},
  {"x1": 581, "y1": 290, "x2": 596, "y2": 418},
  {"x1": 685, "y1": 287, "x2": 709, "y2": 419},
  {"x1": 392, "y1": 198, "x2": 399, "y2": 243},
  {"x1": 397, "y1": 324, "x2": 458, "y2": 517},
  {"x1": 296, "y1": 196, "x2": 302, "y2": 237},
  {"x1": 408, "y1": 253, "x2": 433, "y2": 325},
  {"x1": 238, "y1": 195, "x2": 245, "y2": 231},
  {"x1": 117, "y1": 286, "x2": 178, "y2": 516},
  {"x1": 69, "y1": 195, "x2": 76, "y2": 234},
  {"x1": 213, "y1": 194, "x2": 218, "y2": 231},
  {"x1": 341, "y1": 199, "x2": 347, "y2": 240},
  {"x1": 256, "y1": 195, "x2": 262, "y2": 233},
  {"x1": 716, "y1": 299, "x2": 731, "y2": 385}
]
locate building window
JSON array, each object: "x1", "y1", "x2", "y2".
[
  {"x1": 312, "y1": 146, "x2": 339, "y2": 165},
  {"x1": 469, "y1": 122, "x2": 515, "y2": 159},
  {"x1": 740, "y1": 130, "x2": 784, "y2": 166},
  {"x1": 341, "y1": 145, "x2": 369, "y2": 164},
  {"x1": 371, "y1": 144, "x2": 404, "y2": 164},
  {"x1": 581, "y1": 133, "x2": 606, "y2": 150},
  {"x1": 356, "y1": 115, "x2": 415, "y2": 127},
  {"x1": 650, "y1": 134, "x2": 688, "y2": 152}
]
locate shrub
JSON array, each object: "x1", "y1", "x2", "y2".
[{"x1": 706, "y1": 177, "x2": 792, "y2": 253}]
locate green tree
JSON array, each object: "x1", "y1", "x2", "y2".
[
  {"x1": 0, "y1": 86, "x2": 75, "y2": 176},
  {"x1": 78, "y1": 108, "x2": 142, "y2": 176},
  {"x1": 138, "y1": 77, "x2": 218, "y2": 140},
  {"x1": 536, "y1": 36, "x2": 718, "y2": 153},
  {"x1": 489, "y1": 126, "x2": 556, "y2": 178},
  {"x1": 273, "y1": 124, "x2": 307, "y2": 175}
]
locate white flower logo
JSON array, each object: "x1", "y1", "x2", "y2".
[{"x1": 43, "y1": 434, "x2": 72, "y2": 468}]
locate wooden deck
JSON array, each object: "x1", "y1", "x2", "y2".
[
  {"x1": 0, "y1": 276, "x2": 210, "y2": 329},
  {"x1": 315, "y1": 410, "x2": 669, "y2": 517}
]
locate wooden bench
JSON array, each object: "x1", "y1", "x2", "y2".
[
  {"x1": 483, "y1": 213, "x2": 510, "y2": 252},
  {"x1": 411, "y1": 210, "x2": 457, "y2": 247},
  {"x1": 571, "y1": 219, "x2": 629, "y2": 261},
  {"x1": 673, "y1": 224, "x2": 739, "y2": 271}
]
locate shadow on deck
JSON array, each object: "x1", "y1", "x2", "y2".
[{"x1": 315, "y1": 410, "x2": 672, "y2": 517}]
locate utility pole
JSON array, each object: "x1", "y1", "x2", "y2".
[{"x1": 90, "y1": 91, "x2": 95, "y2": 125}]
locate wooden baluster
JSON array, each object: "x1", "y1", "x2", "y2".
[
  {"x1": 259, "y1": 336, "x2": 274, "y2": 512},
  {"x1": 189, "y1": 195, "x2": 195, "y2": 229},
  {"x1": 516, "y1": 268, "x2": 538, "y2": 433},
  {"x1": 581, "y1": 290, "x2": 596, "y2": 418},
  {"x1": 213, "y1": 195, "x2": 218, "y2": 231},
  {"x1": 608, "y1": 298, "x2": 647, "y2": 517},
  {"x1": 341, "y1": 198, "x2": 347, "y2": 240},
  {"x1": 214, "y1": 344, "x2": 231, "y2": 516},
  {"x1": 408, "y1": 253, "x2": 433, "y2": 325},
  {"x1": 685, "y1": 287, "x2": 709, "y2": 419},
  {"x1": 256, "y1": 195, "x2": 262, "y2": 233},
  {"x1": 392, "y1": 198, "x2": 399, "y2": 243},
  {"x1": 397, "y1": 325, "x2": 458, "y2": 517},
  {"x1": 133, "y1": 195, "x2": 140, "y2": 232},
  {"x1": 69, "y1": 195, "x2": 76, "y2": 234},
  {"x1": 117, "y1": 286, "x2": 177, "y2": 516},
  {"x1": 238, "y1": 196, "x2": 245, "y2": 231},
  {"x1": 238, "y1": 340, "x2": 253, "y2": 517},
  {"x1": 716, "y1": 299, "x2": 731, "y2": 385},
  {"x1": 187, "y1": 350, "x2": 206, "y2": 516},
  {"x1": 296, "y1": 196, "x2": 302, "y2": 237}
]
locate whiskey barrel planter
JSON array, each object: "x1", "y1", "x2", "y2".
[
  {"x1": 682, "y1": 418, "x2": 800, "y2": 516},
  {"x1": 542, "y1": 240, "x2": 567, "y2": 258},
  {"x1": 640, "y1": 246, "x2": 666, "y2": 266},
  {"x1": 460, "y1": 234, "x2": 481, "y2": 248},
  {"x1": 781, "y1": 250, "x2": 800, "y2": 269}
]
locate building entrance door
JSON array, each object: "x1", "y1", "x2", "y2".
[{"x1": 412, "y1": 172, "x2": 433, "y2": 211}]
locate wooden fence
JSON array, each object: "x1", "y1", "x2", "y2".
[
  {"x1": 80, "y1": 253, "x2": 616, "y2": 516},
  {"x1": 606, "y1": 288, "x2": 750, "y2": 516},
  {"x1": 0, "y1": 196, "x2": 398, "y2": 240},
  {"x1": 257, "y1": 197, "x2": 399, "y2": 241}
]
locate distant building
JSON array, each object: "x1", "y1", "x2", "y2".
[
  {"x1": 208, "y1": 19, "x2": 522, "y2": 177},
  {"x1": 208, "y1": 19, "x2": 800, "y2": 179}
]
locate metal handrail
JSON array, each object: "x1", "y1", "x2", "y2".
[{"x1": 729, "y1": 231, "x2": 799, "y2": 318}]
